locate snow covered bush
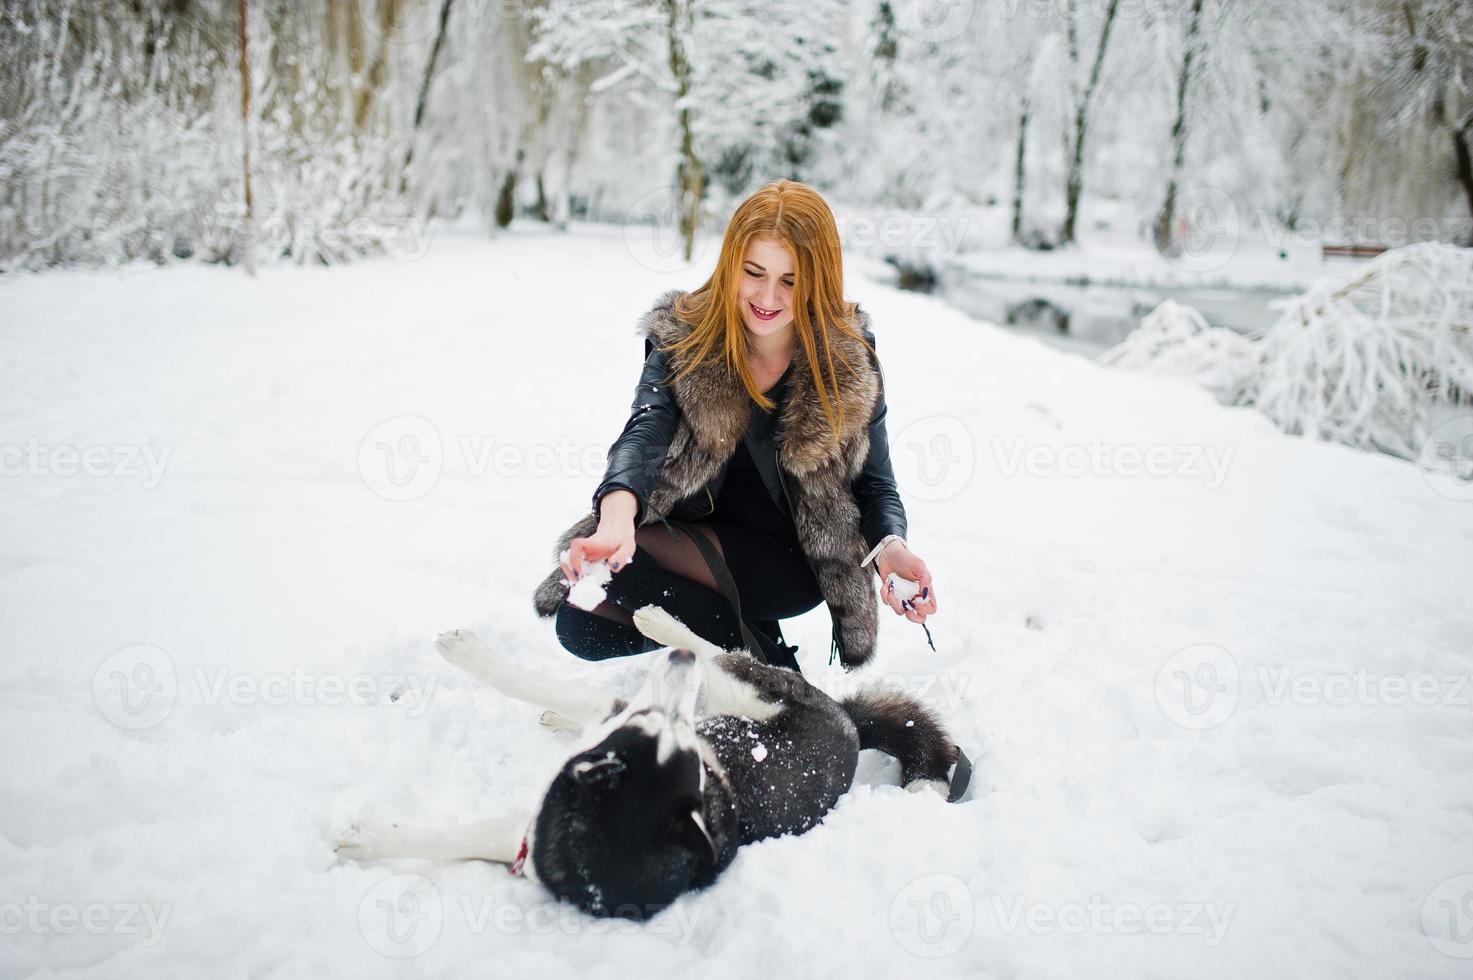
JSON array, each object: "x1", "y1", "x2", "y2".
[
  {"x1": 1250, "y1": 243, "x2": 1473, "y2": 460},
  {"x1": 1105, "y1": 244, "x2": 1473, "y2": 461},
  {"x1": 0, "y1": 1, "x2": 529, "y2": 270},
  {"x1": 1100, "y1": 299, "x2": 1259, "y2": 404}
]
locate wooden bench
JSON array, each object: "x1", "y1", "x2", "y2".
[{"x1": 1322, "y1": 243, "x2": 1389, "y2": 259}]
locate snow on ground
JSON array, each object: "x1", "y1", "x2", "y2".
[{"x1": 2, "y1": 222, "x2": 1472, "y2": 978}]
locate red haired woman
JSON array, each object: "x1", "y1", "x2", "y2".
[{"x1": 532, "y1": 179, "x2": 937, "y2": 670}]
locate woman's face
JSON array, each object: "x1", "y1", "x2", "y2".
[{"x1": 738, "y1": 236, "x2": 796, "y2": 342}]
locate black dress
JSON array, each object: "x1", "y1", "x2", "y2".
[
  {"x1": 699, "y1": 364, "x2": 825, "y2": 622},
  {"x1": 554, "y1": 363, "x2": 825, "y2": 668}
]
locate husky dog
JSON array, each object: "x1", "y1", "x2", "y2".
[{"x1": 336, "y1": 605, "x2": 967, "y2": 920}]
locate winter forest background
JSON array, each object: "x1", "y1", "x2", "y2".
[{"x1": 3, "y1": 0, "x2": 1471, "y2": 269}]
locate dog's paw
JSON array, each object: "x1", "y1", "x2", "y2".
[
  {"x1": 632, "y1": 605, "x2": 702, "y2": 650},
  {"x1": 904, "y1": 779, "x2": 951, "y2": 799},
  {"x1": 540, "y1": 709, "x2": 581, "y2": 733},
  {"x1": 335, "y1": 820, "x2": 387, "y2": 860},
  {"x1": 435, "y1": 629, "x2": 484, "y2": 670}
]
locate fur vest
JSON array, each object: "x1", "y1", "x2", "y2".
[{"x1": 534, "y1": 289, "x2": 883, "y2": 667}]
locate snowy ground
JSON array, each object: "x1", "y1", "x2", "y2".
[{"x1": 3, "y1": 223, "x2": 1472, "y2": 978}]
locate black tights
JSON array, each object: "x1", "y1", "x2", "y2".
[{"x1": 553, "y1": 523, "x2": 816, "y2": 671}]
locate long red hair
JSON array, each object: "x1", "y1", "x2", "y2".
[{"x1": 663, "y1": 179, "x2": 873, "y2": 445}]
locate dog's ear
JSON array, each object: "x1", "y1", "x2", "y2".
[
  {"x1": 570, "y1": 754, "x2": 625, "y2": 793},
  {"x1": 671, "y1": 808, "x2": 717, "y2": 864}
]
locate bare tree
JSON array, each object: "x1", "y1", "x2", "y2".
[
  {"x1": 353, "y1": 0, "x2": 403, "y2": 133},
  {"x1": 1011, "y1": 87, "x2": 1030, "y2": 243},
  {"x1": 664, "y1": 0, "x2": 703, "y2": 260},
  {"x1": 1385, "y1": 0, "x2": 1473, "y2": 243},
  {"x1": 1061, "y1": 0, "x2": 1121, "y2": 245},
  {"x1": 400, "y1": 0, "x2": 455, "y2": 196},
  {"x1": 1154, "y1": 0, "x2": 1210, "y2": 254},
  {"x1": 1456, "y1": 123, "x2": 1473, "y2": 242},
  {"x1": 238, "y1": 0, "x2": 256, "y2": 274},
  {"x1": 1008, "y1": 31, "x2": 1071, "y2": 248}
]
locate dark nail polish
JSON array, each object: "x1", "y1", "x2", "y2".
[{"x1": 921, "y1": 586, "x2": 929, "y2": 599}]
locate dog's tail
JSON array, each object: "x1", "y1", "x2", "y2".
[{"x1": 840, "y1": 689, "x2": 959, "y2": 790}]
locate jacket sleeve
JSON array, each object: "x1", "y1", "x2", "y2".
[
  {"x1": 592, "y1": 337, "x2": 679, "y2": 525},
  {"x1": 852, "y1": 329, "x2": 909, "y2": 550}
]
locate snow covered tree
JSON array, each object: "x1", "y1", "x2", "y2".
[
  {"x1": 528, "y1": 0, "x2": 846, "y2": 259},
  {"x1": 1370, "y1": 0, "x2": 1473, "y2": 243},
  {"x1": 828, "y1": 0, "x2": 999, "y2": 211}
]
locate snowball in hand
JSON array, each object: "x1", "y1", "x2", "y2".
[
  {"x1": 886, "y1": 572, "x2": 921, "y2": 602},
  {"x1": 560, "y1": 550, "x2": 618, "y2": 611}
]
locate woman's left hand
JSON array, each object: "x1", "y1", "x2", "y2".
[{"x1": 875, "y1": 541, "x2": 937, "y2": 624}]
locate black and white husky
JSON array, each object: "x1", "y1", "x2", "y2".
[{"x1": 336, "y1": 605, "x2": 967, "y2": 920}]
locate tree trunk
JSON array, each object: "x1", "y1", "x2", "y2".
[
  {"x1": 237, "y1": 0, "x2": 255, "y2": 274},
  {"x1": 1012, "y1": 96, "x2": 1030, "y2": 243},
  {"x1": 664, "y1": 0, "x2": 704, "y2": 261},
  {"x1": 345, "y1": 0, "x2": 365, "y2": 86},
  {"x1": 534, "y1": 173, "x2": 551, "y2": 222},
  {"x1": 354, "y1": 0, "x2": 401, "y2": 132},
  {"x1": 552, "y1": 64, "x2": 596, "y2": 229},
  {"x1": 1454, "y1": 124, "x2": 1473, "y2": 247},
  {"x1": 495, "y1": 170, "x2": 517, "y2": 228},
  {"x1": 1061, "y1": 0, "x2": 1121, "y2": 245},
  {"x1": 1154, "y1": 0, "x2": 1207, "y2": 255},
  {"x1": 400, "y1": 0, "x2": 455, "y2": 197}
]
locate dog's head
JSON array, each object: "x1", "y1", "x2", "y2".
[{"x1": 532, "y1": 649, "x2": 725, "y2": 919}]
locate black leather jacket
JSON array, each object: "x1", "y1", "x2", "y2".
[{"x1": 592, "y1": 331, "x2": 908, "y2": 550}]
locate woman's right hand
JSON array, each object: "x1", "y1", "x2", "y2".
[{"x1": 561, "y1": 490, "x2": 639, "y2": 582}]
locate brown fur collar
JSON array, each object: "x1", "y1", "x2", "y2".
[{"x1": 642, "y1": 288, "x2": 881, "y2": 478}]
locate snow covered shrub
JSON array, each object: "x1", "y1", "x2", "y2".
[
  {"x1": 1100, "y1": 299, "x2": 1259, "y2": 404},
  {"x1": 0, "y1": 3, "x2": 238, "y2": 268},
  {"x1": 0, "y1": 1, "x2": 456, "y2": 270},
  {"x1": 1105, "y1": 245, "x2": 1473, "y2": 462},
  {"x1": 1249, "y1": 243, "x2": 1473, "y2": 459}
]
